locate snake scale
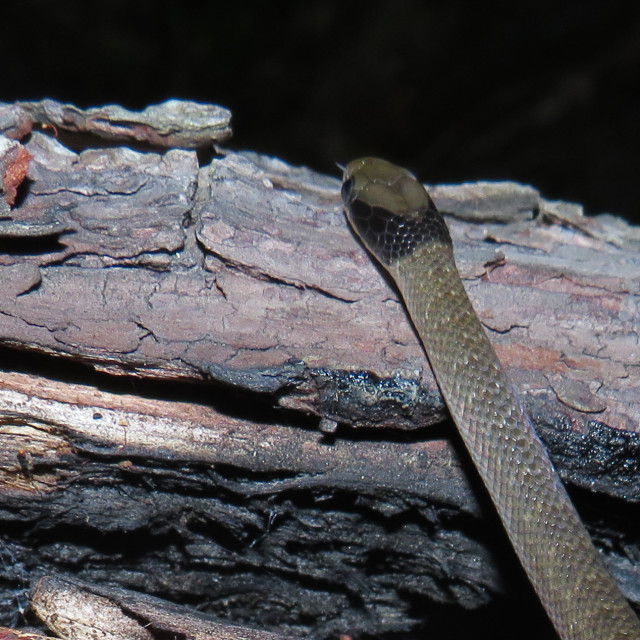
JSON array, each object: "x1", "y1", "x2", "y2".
[{"x1": 340, "y1": 158, "x2": 640, "y2": 640}]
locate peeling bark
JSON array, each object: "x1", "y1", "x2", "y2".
[{"x1": 0, "y1": 100, "x2": 638, "y2": 640}]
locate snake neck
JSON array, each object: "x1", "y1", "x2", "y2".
[{"x1": 391, "y1": 243, "x2": 640, "y2": 640}]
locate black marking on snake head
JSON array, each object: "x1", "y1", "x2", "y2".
[{"x1": 346, "y1": 195, "x2": 452, "y2": 266}]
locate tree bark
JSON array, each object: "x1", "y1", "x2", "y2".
[{"x1": 0, "y1": 100, "x2": 638, "y2": 640}]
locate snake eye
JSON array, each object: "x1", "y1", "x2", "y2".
[{"x1": 341, "y1": 178, "x2": 355, "y2": 204}]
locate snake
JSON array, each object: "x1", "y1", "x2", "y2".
[{"x1": 340, "y1": 158, "x2": 640, "y2": 640}]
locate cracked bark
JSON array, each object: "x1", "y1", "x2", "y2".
[{"x1": 0, "y1": 100, "x2": 639, "y2": 640}]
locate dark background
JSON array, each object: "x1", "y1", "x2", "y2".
[{"x1": 3, "y1": 1, "x2": 640, "y2": 223}]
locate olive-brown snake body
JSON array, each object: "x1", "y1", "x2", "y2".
[{"x1": 341, "y1": 158, "x2": 639, "y2": 640}]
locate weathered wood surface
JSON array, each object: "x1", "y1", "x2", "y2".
[
  {"x1": 0, "y1": 100, "x2": 639, "y2": 639},
  {"x1": 30, "y1": 575, "x2": 292, "y2": 640}
]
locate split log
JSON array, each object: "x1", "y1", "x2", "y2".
[{"x1": 0, "y1": 100, "x2": 638, "y2": 640}]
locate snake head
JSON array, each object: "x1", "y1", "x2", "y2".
[{"x1": 341, "y1": 157, "x2": 451, "y2": 267}]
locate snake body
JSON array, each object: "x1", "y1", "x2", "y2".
[{"x1": 341, "y1": 158, "x2": 640, "y2": 640}]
